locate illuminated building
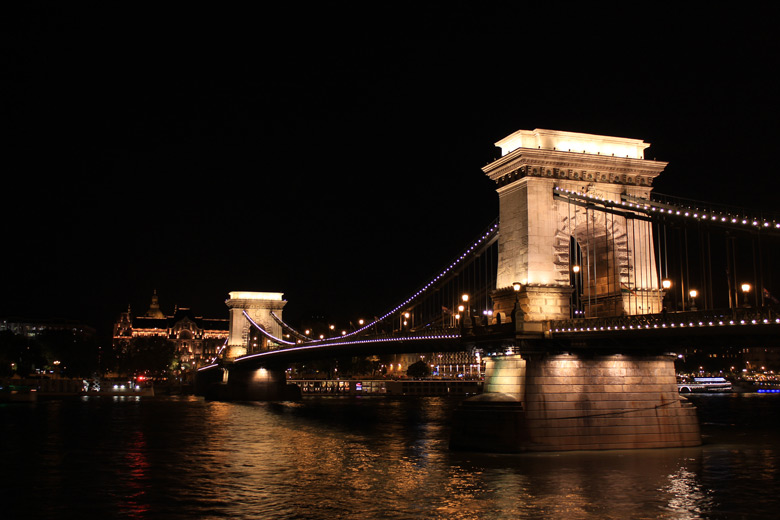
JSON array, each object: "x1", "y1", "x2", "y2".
[{"x1": 112, "y1": 291, "x2": 228, "y2": 368}]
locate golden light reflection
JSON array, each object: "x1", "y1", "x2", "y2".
[{"x1": 663, "y1": 464, "x2": 712, "y2": 515}]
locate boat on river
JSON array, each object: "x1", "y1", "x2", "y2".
[{"x1": 678, "y1": 377, "x2": 732, "y2": 393}]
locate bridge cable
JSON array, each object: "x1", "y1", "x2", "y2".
[
  {"x1": 299, "y1": 219, "x2": 499, "y2": 345},
  {"x1": 241, "y1": 310, "x2": 296, "y2": 350},
  {"x1": 269, "y1": 312, "x2": 311, "y2": 342}
]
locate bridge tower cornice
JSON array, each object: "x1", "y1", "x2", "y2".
[{"x1": 483, "y1": 148, "x2": 668, "y2": 189}]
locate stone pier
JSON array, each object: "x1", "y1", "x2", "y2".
[
  {"x1": 195, "y1": 363, "x2": 301, "y2": 401},
  {"x1": 450, "y1": 353, "x2": 701, "y2": 452}
]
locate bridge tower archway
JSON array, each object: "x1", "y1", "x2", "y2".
[
  {"x1": 484, "y1": 129, "x2": 668, "y2": 326},
  {"x1": 225, "y1": 292, "x2": 287, "y2": 359}
]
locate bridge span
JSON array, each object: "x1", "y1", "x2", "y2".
[{"x1": 197, "y1": 128, "x2": 780, "y2": 452}]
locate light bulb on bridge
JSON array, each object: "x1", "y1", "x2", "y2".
[
  {"x1": 461, "y1": 294, "x2": 469, "y2": 302},
  {"x1": 741, "y1": 283, "x2": 751, "y2": 293},
  {"x1": 571, "y1": 265, "x2": 580, "y2": 274},
  {"x1": 662, "y1": 279, "x2": 672, "y2": 290}
]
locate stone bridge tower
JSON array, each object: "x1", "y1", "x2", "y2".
[
  {"x1": 449, "y1": 129, "x2": 700, "y2": 453},
  {"x1": 225, "y1": 292, "x2": 287, "y2": 359},
  {"x1": 483, "y1": 129, "x2": 668, "y2": 329}
]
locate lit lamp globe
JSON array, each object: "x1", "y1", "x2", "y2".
[
  {"x1": 741, "y1": 283, "x2": 751, "y2": 306},
  {"x1": 461, "y1": 294, "x2": 471, "y2": 328},
  {"x1": 689, "y1": 289, "x2": 698, "y2": 311},
  {"x1": 662, "y1": 279, "x2": 672, "y2": 290},
  {"x1": 512, "y1": 282, "x2": 523, "y2": 323}
]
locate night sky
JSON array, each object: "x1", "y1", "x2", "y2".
[{"x1": 3, "y1": 4, "x2": 779, "y2": 338}]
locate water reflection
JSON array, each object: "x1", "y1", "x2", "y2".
[
  {"x1": 120, "y1": 430, "x2": 151, "y2": 518},
  {"x1": 663, "y1": 463, "x2": 712, "y2": 519},
  {"x1": 2, "y1": 395, "x2": 780, "y2": 519}
]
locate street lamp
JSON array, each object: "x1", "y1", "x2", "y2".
[
  {"x1": 461, "y1": 294, "x2": 472, "y2": 329},
  {"x1": 662, "y1": 279, "x2": 672, "y2": 315},
  {"x1": 741, "y1": 283, "x2": 751, "y2": 307},
  {"x1": 512, "y1": 282, "x2": 524, "y2": 323},
  {"x1": 571, "y1": 266, "x2": 581, "y2": 317},
  {"x1": 689, "y1": 289, "x2": 698, "y2": 311}
]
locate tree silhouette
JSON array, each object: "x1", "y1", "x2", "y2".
[{"x1": 406, "y1": 360, "x2": 430, "y2": 379}]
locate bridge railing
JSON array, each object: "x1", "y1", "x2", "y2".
[{"x1": 549, "y1": 306, "x2": 780, "y2": 334}]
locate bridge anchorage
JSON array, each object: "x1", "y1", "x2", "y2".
[{"x1": 197, "y1": 128, "x2": 780, "y2": 453}]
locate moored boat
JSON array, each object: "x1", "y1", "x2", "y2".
[{"x1": 678, "y1": 376, "x2": 732, "y2": 393}]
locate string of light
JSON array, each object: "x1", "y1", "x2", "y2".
[
  {"x1": 554, "y1": 187, "x2": 780, "y2": 230},
  {"x1": 243, "y1": 310, "x2": 296, "y2": 346},
  {"x1": 270, "y1": 312, "x2": 311, "y2": 341},
  {"x1": 301, "y1": 220, "x2": 500, "y2": 344},
  {"x1": 551, "y1": 317, "x2": 780, "y2": 334},
  {"x1": 236, "y1": 333, "x2": 462, "y2": 363}
]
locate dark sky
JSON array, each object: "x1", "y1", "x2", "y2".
[{"x1": 3, "y1": 4, "x2": 780, "y2": 337}]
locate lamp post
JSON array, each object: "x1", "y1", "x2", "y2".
[
  {"x1": 689, "y1": 289, "x2": 698, "y2": 311},
  {"x1": 512, "y1": 282, "x2": 524, "y2": 323},
  {"x1": 461, "y1": 294, "x2": 472, "y2": 331},
  {"x1": 571, "y1": 265, "x2": 581, "y2": 317},
  {"x1": 662, "y1": 279, "x2": 672, "y2": 316},
  {"x1": 741, "y1": 283, "x2": 751, "y2": 307}
]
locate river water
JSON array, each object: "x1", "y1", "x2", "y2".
[{"x1": 1, "y1": 392, "x2": 779, "y2": 519}]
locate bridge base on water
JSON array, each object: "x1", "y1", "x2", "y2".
[
  {"x1": 450, "y1": 353, "x2": 700, "y2": 452},
  {"x1": 194, "y1": 364, "x2": 301, "y2": 401}
]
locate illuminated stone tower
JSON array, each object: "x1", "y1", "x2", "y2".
[
  {"x1": 483, "y1": 129, "x2": 668, "y2": 328},
  {"x1": 225, "y1": 292, "x2": 287, "y2": 359},
  {"x1": 450, "y1": 130, "x2": 700, "y2": 453}
]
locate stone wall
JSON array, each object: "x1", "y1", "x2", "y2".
[{"x1": 464, "y1": 353, "x2": 701, "y2": 452}]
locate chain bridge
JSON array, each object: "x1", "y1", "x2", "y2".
[{"x1": 196, "y1": 128, "x2": 780, "y2": 452}]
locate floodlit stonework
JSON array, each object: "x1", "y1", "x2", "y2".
[
  {"x1": 476, "y1": 354, "x2": 700, "y2": 451},
  {"x1": 447, "y1": 129, "x2": 702, "y2": 453},
  {"x1": 484, "y1": 129, "x2": 668, "y2": 321},
  {"x1": 225, "y1": 292, "x2": 287, "y2": 359}
]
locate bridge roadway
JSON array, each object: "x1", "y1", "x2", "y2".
[
  {"x1": 544, "y1": 306, "x2": 780, "y2": 351},
  {"x1": 231, "y1": 329, "x2": 463, "y2": 367},
  {"x1": 208, "y1": 306, "x2": 780, "y2": 372}
]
